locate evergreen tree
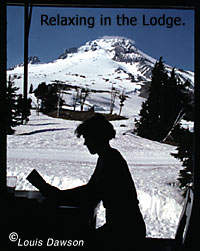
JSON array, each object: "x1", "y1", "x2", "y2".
[
  {"x1": 34, "y1": 82, "x2": 64, "y2": 113},
  {"x1": 110, "y1": 84, "x2": 118, "y2": 114},
  {"x1": 29, "y1": 83, "x2": 33, "y2": 94},
  {"x1": 118, "y1": 89, "x2": 127, "y2": 116},
  {"x1": 171, "y1": 128, "x2": 193, "y2": 196},
  {"x1": 72, "y1": 87, "x2": 80, "y2": 111},
  {"x1": 16, "y1": 94, "x2": 24, "y2": 124},
  {"x1": 16, "y1": 95, "x2": 32, "y2": 124},
  {"x1": 42, "y1": 85, "x2": 60, "y2": 113},
  {"x1": 160, "y1": 68, "x2": 183, "y2": 142},
  {"x1": 134, "y1": 57, "x2": 168, "y2": 140},
  {"x1": 80, "y1": 87, "x2": 90, "y2": 111},
  {"x1": 6, "y1": 76, "x2": 20, "y2": 134},
  {"x1": 134, "y1": 57, "x2": 193, "y2": 143},
  {"x1": 34, "y1": 82, "x2": 48, "y2": 107}
]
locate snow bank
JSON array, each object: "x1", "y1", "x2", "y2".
[{"x1": 7, "y1": 111, "x2": 183, "y2": 238}]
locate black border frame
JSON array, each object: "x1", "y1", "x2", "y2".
[{"x1": 1, "y1": 1, "x2": 200, "y2": 249}]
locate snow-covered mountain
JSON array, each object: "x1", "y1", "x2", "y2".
[
  {"x1": 7, "y1": 37, "x2": 191, "y2": 238},
  {"x1": 7, "y1": 36, "x2": 194, "y2": 115}
]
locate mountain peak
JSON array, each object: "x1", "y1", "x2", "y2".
[
  {"x1": 58, "y1": 47, "x2": 78, "y2": 59},
  {"x1": 81, "y1": 36, "x2": 136, "y2": 52},
  {"x1": 8, "y1": 56, "x2": 41, "y2": 70},
  {"x1": 98, "y1": 35, "x2": 135, "y2": 45},
  {"x1": 28, "y1": 56, "x2": 40, "y2": 64}
]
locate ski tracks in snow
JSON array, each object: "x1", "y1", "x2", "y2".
[{"x1": 7, "y1": 112, "x2": 183, "y2": 238}]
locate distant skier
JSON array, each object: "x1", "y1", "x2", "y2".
[{"x1": 27, "y1": 114, "x2": 146, "y2": 249}]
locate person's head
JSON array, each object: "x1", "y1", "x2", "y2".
[{"x1": 75, "y1": 114, "x2": 116, "y2": 154}]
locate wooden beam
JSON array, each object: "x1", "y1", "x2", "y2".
[
  {"x1": 0, "y1": 0, "x2": 7, "y2": 193},
  {"x1": 182, "y1": 6, "x2": 200, "y2": 250},
  {"x1": 23, "y1": 2, "x2": 32, "y2": 121},
  {"x1": 194, "y1": 4, "x2": 200, "y2": 204},
  {"x1": 23, "y1": 3, "x2": 28, "y2": 101},
  {"x1": 5, "y1": 0, "x2": 197, "y2": 9}
]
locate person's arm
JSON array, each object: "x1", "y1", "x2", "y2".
[
  {"x1": 26, "y1": 169, "x2": 90, "y2": 206},
  {"x1": 26, "y1": 169, "x2": 57, "y2": 195},
  {"x1": 55, "y1": 185, "x2": 89, "y2": 206}
]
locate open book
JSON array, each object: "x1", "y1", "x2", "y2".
[{"x1": 26, "y1": 169, "x2": 47, "y2": 191}]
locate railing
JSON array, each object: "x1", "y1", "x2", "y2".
[
  {"x1": 145, "y1": 188, "x2": 194, "y2": 251},
  {"x1": 1, "y1": 190, "x2": 97, "y2": 249}
]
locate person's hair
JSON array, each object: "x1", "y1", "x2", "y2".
[{"x1": 75, "y1": 114, "x2": 116, "y2": 141}]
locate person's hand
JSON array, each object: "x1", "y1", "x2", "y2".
[
  {"x1": 40, "y1": 182, "x2": 60, "y2": 198},
  {"x1": 26, "y1": 169, "x2": 59, "y2": 198}
]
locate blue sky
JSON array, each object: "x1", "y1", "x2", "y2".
[{"x1": 7, "y1": 6, "x2": 194, "y2": 71}]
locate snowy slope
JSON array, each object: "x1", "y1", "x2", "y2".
[{"x1": 7, "y1": 111, "x2": 184, "y2": 239}]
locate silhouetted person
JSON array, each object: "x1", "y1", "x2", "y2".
[{"x1": 27, "y1": 114, "x2": 146, "y2": 249}]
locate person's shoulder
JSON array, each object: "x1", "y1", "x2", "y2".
[
  {"x1": 109, "y1": 147, "x2": 121, "y2": 156},
  {"x1": 106, "y1": 147, "x2": 125, "y2": 162}
]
